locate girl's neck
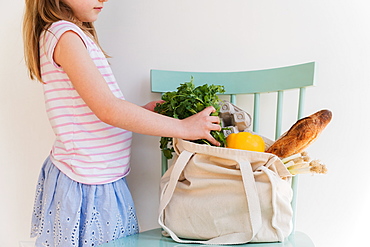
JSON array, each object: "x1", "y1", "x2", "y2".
[{"x1": 74, "y1": 19, "x2": 84, "y2": 28}]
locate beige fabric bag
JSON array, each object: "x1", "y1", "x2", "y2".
[{"x1": 158, "y1": 138, "x2": 293, "y2": 245}]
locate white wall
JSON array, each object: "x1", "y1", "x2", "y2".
[{"x1": 1, "y1": 0, "x2": 369, "y2": 246}]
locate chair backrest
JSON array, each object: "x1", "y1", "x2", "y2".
[{"x1": 150, "y1": 61, "x2": 315, "y2": 232}]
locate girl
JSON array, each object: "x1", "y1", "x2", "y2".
[{"x1": 23, "y1": 0, "x2": 221, "y2": 246}]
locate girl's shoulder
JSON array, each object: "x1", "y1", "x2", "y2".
[
  {"x1": 41, "y1": 20, "x2": 92, "y2": 62},
  {"x1": 44, "y1": 20, "x2": 89, "y2": 47},
  {"x1": 48, "y1": 20, "x2": 84, "y2": 35}
]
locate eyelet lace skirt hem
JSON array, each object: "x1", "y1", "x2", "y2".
[{"x1": 31, "y1": 156, "x2": 139, "y2": 246}]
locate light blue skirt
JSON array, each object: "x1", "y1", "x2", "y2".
[{"x1": 31, "y1": 156, "x2": 139, "y2": 246}]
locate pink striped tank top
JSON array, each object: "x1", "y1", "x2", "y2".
[{"x1": 40, "y1": 21, "x2": 132, "y2": 184}]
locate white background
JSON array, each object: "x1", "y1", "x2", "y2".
[{"x1": 1, "y1": 0, "x2": 369, "y2": 246}]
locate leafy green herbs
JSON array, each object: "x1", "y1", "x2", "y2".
[{"x1": 154, "y1": 77, "x2": 227, "y2": 159}]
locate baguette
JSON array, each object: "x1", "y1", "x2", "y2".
[{"x1": 266, "y1": 109, "x2": 332, "y2": 158}]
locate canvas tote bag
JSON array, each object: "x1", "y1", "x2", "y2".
[{"x1": 158, "y1": 138, "x2": 293, "y2": 245}]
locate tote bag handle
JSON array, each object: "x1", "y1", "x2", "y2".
[{"x1": 158, "y1": 150, "x2": 263, "y2": 245}]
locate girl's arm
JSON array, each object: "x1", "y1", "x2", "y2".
[{"x1": 54, "y1": 31, "x2": 221, "y2": 146}]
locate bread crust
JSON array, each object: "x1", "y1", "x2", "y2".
[{"x1": 266, "y1": 109, "x2": 332, "y2": 158}]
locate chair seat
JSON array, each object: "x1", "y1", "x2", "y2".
[{"x1": 100, "y1": 228, "x2": 314, "y2": 247}]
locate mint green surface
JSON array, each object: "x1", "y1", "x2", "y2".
[
  {"x1": 100, "y1": 228, "x2": 315, "y2": 247},
  {"x1": 102, "y1": 63, "x2": 316, "y2": 246},
  {"x1": 151, "y1": 62, "x2": 315, "y2": 94}
]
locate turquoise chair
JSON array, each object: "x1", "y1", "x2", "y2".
[{"x1": 100, "y1": 62, "x2": 316, "y2": 247}]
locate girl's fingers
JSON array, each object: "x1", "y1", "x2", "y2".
[
  {"x1": 143, "y1": 100, "x2": 166, "y2": 111},
  {"x1": 209, "y1": 116, "x2": 221, "y2": 125},
  {"x1": 183, "y1": 106, "x2": 222, "y2": 145},
  {"x1": 201, "y1": 106, "x2": 220, "y2": 125},
  {"x1": 202, "y1": 106, "x2": 216, "y2": 115},
  {"x1": 211, "y1": 123, "x2": 222, "y2": 131},
  {"x1": 203, "y1": 106, "x2": 221, "y2": 133},
  {"x1": 207, "y1": 134, "x2": 220, "y2": 146}
]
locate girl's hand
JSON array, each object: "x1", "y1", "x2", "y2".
[
  {"x1": 181, "y1": 106, "x2": 221, "y2": 146},
  {"x1": 142, "y1": 100, "x2": 165, "y2": 112}
]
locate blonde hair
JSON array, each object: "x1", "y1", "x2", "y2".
[{"x1": 23, "y1": 0, "x2": 108, "y2": 82}]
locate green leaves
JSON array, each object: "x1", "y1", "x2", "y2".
[{"x1": 154, "y1": 77, "x2": 226, "y2": 159}]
